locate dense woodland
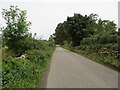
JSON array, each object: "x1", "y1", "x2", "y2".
[
  {"x1": 53, "y1": 13, "x2": 120, "y2": 70},
  {"x1": 1, "y1": 6, "x2": 55, "y2": 88}
]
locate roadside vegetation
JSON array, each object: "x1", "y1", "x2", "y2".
[
  {"x1": 1, "y1": 6, "x2": 55, "y2": 88},
  {"x1": 0, "y1": 34, "x2": 2, "y2": 89},
  {"x1": 53, "y1": 13, "x2": 120, "y2": 71}
]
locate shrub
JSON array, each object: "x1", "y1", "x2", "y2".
[
  {"x1": 2, "y1": 47, "x2": 55, "y2": 88},
  {"x1": 33, "y1": 40, "x2": 49, "y2": 50},
  {"x1": 2, "y1": 57, "x2": 30, "y2": 88},
  {"x1": 25, "y1": 50, "x2": 50, "y2": 65},
  {"x1": 2, "y1": 6, "x2": 31, "y2": 56}
]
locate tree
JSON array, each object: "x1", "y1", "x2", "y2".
[
  {"x1": 96, "y1": 19, "x2": 117, "y2": 34},
  {"x1": 49, "y1": 35, "x2": 54, "y2": 42},
  {"x1": 118, "y1": 28, "x2": 120, "y2": 59},
  {"x1": 2, "y1": 6, "x2": 31, "y2": 56},
  {"x1": 54, "y1": 22, "x2": 70, "y2": 45},
  {"x1": 48, "y1": 35, "x2": 55, "y2": 47},
  {"x1": 66, "y1": 13, "x2": 94, "y2": 46},
  {"x1": 54, "y1": 13, "x2": 97, "y2": 46}
]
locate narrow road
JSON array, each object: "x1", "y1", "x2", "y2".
[{"x1": 46, "y1": 47, "x2": 118, "y2": 88}]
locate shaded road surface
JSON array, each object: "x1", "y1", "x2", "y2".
[{"x1": 46, "y1": 47, "x2": 118, "y2": 88}]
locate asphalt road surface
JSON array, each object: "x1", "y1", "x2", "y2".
[{"x1": 46, "y1": 47, "x2": 118, "y2": 88}]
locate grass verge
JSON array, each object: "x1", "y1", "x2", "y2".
[{"x1": 63, "y1": 47, "x2": 120, "y2": 72}]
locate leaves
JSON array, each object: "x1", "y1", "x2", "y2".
[
  {"x1": 54, "y1": 13, "x2": 97, "y2": 46},
  {"x1": 2, "y1": 48, "x2": 55, "y2": 88},
  {"x1": 2, "y1": 6, "x2": 31, "y2": 56}
]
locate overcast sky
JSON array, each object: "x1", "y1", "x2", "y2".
[{"x1": 0, "y1": 0, "x2": 119, "y2": 39}]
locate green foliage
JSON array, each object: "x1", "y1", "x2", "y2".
[
  {"x1": 96, "y1": 19, "x2": 117, "y2": 34},
  {"x1": 2, "y1": 47, "x2": 55, "y2": 88},
  {"x1": 80, "y1": 32, "x2": 118, "y2": 58},
  {"x1": 1, "y1": 5, "x2": 56, "y2": 88},
  {"x1": 118, "y1": 33, "x2": 120, "y2": 59},
  {"x1": 2, "y1": 35, "x2": 55, "y2": 88},
  {"x1": 59, "y1": 13, "x2": 118, "y2": 70},
  {"x1": 25, "y1": 50, "x2": 50, "y2": 64},
  {"x1": 53, "y1": 22, "x2": 70, "y2": 45},
  {"x1": 54, "y1": 13, "x2": 96, "y2": 46},
  {"x1": 2, "y1": 57, "x2": 30, "y2": 87},
  {"x1": 63, "y1": 41, "x2": 72, "y2": 47},
  {"x1": 49, "y1": 35, "x2": 54, "y2": 43},
  {"x1": 81, "y1": 32, "x2": 118, "y2": 44},
  {"x1": 54, "y1": 13, "x2": 117, "y2": 47},
  {"x1": 48, "y1": 35, "x2": 55, "y2": 47},
  {"x1": 77, "y1": 50, "x2": 120, "y2": 70},
  {"x1": 2, "y1": 6, "x2": 31, "y2": 56},
  {"x1": 33, "y1": 40, "x2": 53, "y2": 50},
  {"x1": 66, "y1": 14, "x2": 95, "y2": 46}
]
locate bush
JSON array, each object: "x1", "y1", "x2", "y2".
[
  {"x1": 1, "y1": 6, "x2": 56, "y2": 88},
  {"x1": 2, "y1": 57, "x2": 30, "y2": 88},
  {"x1": 2, "y1": 47, "x2": 55, "y2": 88},
  {"x1": 33, "y1": 40, "x2": 49, "y2": 50},
  {"x1": 80, "y1": 31, "x2": 118, "y2": 58},
  {"x1": 25, "y1": 50, "x2": 50, "y2": 65},
  {"x1": 2, "y1": 6, "x2": 32, "y2": 56}
]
